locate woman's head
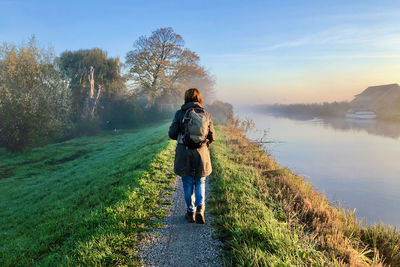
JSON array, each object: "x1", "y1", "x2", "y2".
[{"x1": 184, "y1": 88, "x2": 203, "y2": 105}]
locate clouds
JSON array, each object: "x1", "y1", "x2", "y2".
[
  {"x1": 206, "y1": 6, "x2": 400, "y2": 64},
  {"x1": 252, "y1": 24, "x2": 400, "y2": 54},
  {"x1": 304, "y1": 54, "x2": 400, "y2": 60},
  {"x1": 206, "y1": 22, "x2": 400, "y2": 70},
  {"x1": 259, "y1": 39, "x2": 309, "y2": 51}
]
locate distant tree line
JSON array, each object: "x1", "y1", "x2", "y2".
[
  {"x1": 0, "y1": 28, "x2": 221, "y2": 152},
  {"x1": 254, "y1": 101, "x2": 351, "y2": 119},
  {"x1": 206, "y1": 100, "x2": 233, "y2": 124}
]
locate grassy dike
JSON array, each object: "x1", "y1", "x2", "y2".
[
  {"x1": 208, "y1": 125, "x2": 400, "y2": 266},
  {"x1": 0, "y1": 123, "x2": 175, "y2": 266}
]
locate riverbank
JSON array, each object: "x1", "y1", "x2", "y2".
[{"x1": 209, "y1": 124, "x2": 400, "y2": 266}]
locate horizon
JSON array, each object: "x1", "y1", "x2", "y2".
[{"x1": 2, "y1": 0, "x2": 400, "y2": 105}]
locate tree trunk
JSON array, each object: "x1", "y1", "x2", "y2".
[
  {"x1": 89, "y1": 66, "x2": 95, "y2": 98},
  {"x1": 87, "y1": 66, "x2": 102, "y2": 118}
]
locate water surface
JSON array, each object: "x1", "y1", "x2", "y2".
[{"x1": 238, "y1": 110, "x2": 400, "y2": 227}]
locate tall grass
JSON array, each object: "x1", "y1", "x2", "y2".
[
  {"x1": 209, "y1": 124, "x2": 400, "y2": 266},
  {"x1": 0, "y1": 123, "x2": 175, "y2": 266}
]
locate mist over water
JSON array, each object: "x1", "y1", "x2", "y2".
[{"x1": 237, "y1": 108, "x2": 400, "y2": 227}]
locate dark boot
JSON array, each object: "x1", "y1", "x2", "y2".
[
  {"x1": 185, "y1": 211, "x2": 195, "y2": 223},
  {"x1": 196, "y1": 206, "x2": 205, "y2": 224}
]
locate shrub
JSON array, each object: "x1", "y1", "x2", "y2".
[{"x1": 0, "y1": 37, "x2": 71, "y2": 151}]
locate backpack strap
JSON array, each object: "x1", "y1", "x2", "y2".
[
  {"x1": 182, "y1": 107, "x2": 194, "y2": 123},
  {"x1": 182, "y1": 107, "x2": 204, "y2": 120}
]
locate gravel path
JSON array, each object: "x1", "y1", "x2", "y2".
[{"x1": 139, "y1": 176, "x2": 222, "y2": 267}]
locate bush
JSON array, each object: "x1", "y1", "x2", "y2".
[{"x1": 0, "y1": 37, "x2": 71, "y2": 151}]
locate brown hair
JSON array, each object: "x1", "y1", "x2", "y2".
[{"x1": 184, "y1": 88, "x2": 203, "y2": 105}]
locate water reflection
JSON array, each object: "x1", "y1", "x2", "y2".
[
  {"x1": 326, "y1": 118, "x2": 400, "y2": 139},
  {"x1": 237, "y1": 109, "x2": 400, "y2": 227},
  {"x1": 264, "y1": 112, "x2": 400, "y2": 140}
]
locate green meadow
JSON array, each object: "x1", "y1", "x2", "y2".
[{"x1": 0, "y1": 123, "x2": 175, "y2": 266}]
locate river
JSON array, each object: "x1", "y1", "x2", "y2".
[{"x1": 237, "y1": 109, "x2": 400, "y2": 227}]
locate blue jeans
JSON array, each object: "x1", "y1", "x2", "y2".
[{"x1": 181, "y1": 176, "x2": 206, "y2": 212}]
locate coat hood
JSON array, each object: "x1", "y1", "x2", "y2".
[{"x1": 180, "y1": 102, "x2": 203, "y2": 111}]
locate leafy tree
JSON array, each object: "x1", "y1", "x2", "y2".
[
  {"x1": 0, "y1": 37, "x2": 71, "y2": 151},
  {"x1": 126, "y1": 27, "x2": 214, "y2": 108},
  {"x1": 58, "y1": 49, "x2": 125, "y2": 120}
]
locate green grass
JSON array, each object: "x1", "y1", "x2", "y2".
[
  {"x1": 208, "y1": 126, "x2": 332, "y2": 266},
  {"x1": 209, "y1": 124, "x2": 400, "y2": 266},
  {"x1": 0, "y1": 123, "x2": 176, "y2": 266}
]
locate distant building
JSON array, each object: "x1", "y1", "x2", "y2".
[
  {"x1": 346, "y1": 108, "x2": 376, "y2": 119},
  {"x1": 350, "y1": 84, "x2": 400, "y2": 114}
]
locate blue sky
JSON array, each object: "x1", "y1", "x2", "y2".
[{"x1": 1, "y1": 0, "x2": 400, "y2": 104}]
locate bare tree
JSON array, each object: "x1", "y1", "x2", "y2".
[
  {"x1": 172, "y1": 49, "x2": 215, "y2": 103},
  {"x1": 126, "y1": 27, "x2": 215, "y2": 107}
]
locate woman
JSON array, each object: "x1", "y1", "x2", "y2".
[{"x1": 168, "y1": 88, "x2": 215, "y2": 224}]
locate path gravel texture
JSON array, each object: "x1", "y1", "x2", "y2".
[{"x1": 139, "y1": 176, "x2": 222, "y2": 267}]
